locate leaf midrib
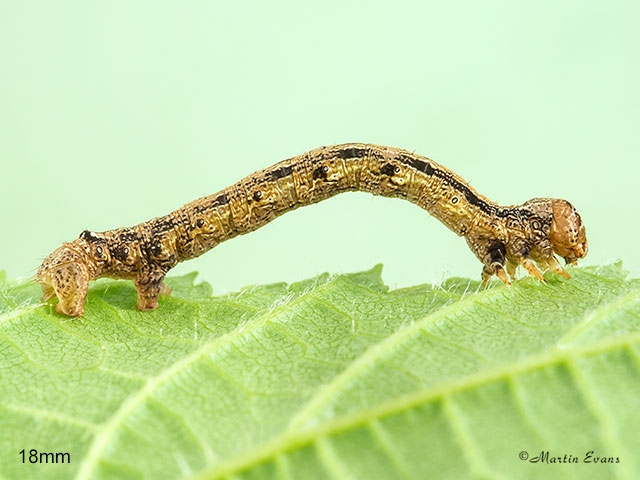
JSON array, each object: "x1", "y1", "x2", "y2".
[{"x1": 285, "y1": 280, "x2": 515, "y2": 432}]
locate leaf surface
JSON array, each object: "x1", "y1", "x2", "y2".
[{"x1": 0, "y1": 264, "x2": 638, "y2": 480}]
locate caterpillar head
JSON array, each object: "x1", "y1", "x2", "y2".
[
  {"x1": 549, "y1": 199, "x2": 588, "y2": 265},
  {"x1": 36, "y1": 230, "x2": 109, "y2": 317}
]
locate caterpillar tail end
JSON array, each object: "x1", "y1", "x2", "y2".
[{"x1": 36, "y1": 244, "x2": 91, "y2": 317}]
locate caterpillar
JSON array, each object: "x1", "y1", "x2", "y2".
[{"x1": 37, "y1": 143, "x2": 588, "y2": 317}]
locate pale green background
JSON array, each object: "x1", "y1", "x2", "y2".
[{"x1": 1, "y1": 1, "x2": 638, "y2": 292}]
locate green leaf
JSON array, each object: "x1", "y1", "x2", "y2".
[{"x1": 1, "y1": 263, "x2": 639, "y2": 480}]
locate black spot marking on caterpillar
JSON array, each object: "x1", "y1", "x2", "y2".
[
  {"x1": 270, "y1": 165, "x2": 293, "y2": 180},
  {"x1": 114, "y1": 245, "x2": 130, "y2": 262},
  {"x1": 80, "y1": 230, "x2": 106, "y2": 243},
  {"x1": 336, "y1": 146, "x2": 368, "y2": 160},
  {"x1": 119, "y1": 230, "x2": 138, "y2": 243},
  {"x1": 80, "y1": 230, "x2": 96, "y2": 241},
  {"x1": 397, "y1": 154, "x2": 434, "y2": 176},
  {"x1": 380, "y1": 163, "x2": 396, "y2": 176},
  {"x1": 211, "y1": 193, "x2": 229, "y2": 207},
  {"x1": 151, "y1": 218, "x2": 175, "y2": 235},
  {"x1": 313, "y1": 166, "x2": 328, "y2": 180},
  {"x1": 487, "y1": 241, "x2": 506, "y2": 264}
]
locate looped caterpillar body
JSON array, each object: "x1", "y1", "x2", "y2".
[{"x1": 37, "y1": 143, "x2": 588, "y2": 317}]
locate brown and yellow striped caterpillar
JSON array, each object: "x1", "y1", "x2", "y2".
[{"x1": 37, "y1": 143, "x2": 588, "y2": 317}]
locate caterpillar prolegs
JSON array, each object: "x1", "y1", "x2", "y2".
[{"x1": 37, "y1": 143, "x2": 588, "y2": 317}]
